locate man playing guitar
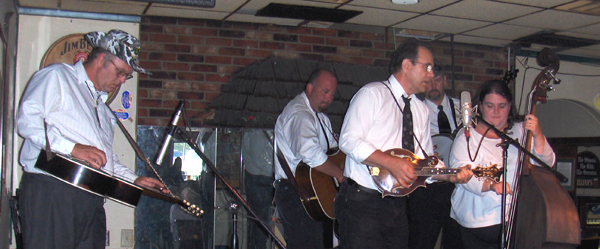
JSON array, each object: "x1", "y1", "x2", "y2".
[
  {"x1": 273, "y1": 68, "x2": 344, "y2": 249},
  {"x1": 17, "y1": 30, "x2": 166, "y2": 249}
]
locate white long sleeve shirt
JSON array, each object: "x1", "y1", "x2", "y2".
[
  {"x1": 449, "y1": 124, "x2": 555, "y2": 228},
  {"x1": 17, "y1": 61, "x2": 138, "y2": 182},
  {"x1": 274, "y1": 92, "x2": 338, "y2": 180},
  {"x1": 339, "y1": 75, "x2": 438, "y2": 191}
]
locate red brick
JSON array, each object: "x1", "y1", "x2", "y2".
[
  {"x1": 137, "y1": 89, "x2": 148, "y2": 98},
  {"x1": 247, "y1": 49, "x2": 273, "y2": 58},
  {"x1": 287, "y1": 27, "x2": 312, "y2": 35},
  {"x1": 205, "y1": 74, "x2": 230, "y2": 83},
  {"x1": 326, "y1": 38, "x2": 348, "y2": 47},
  {"x1": 246, "y1": 31, "x2": 272, "y2": 41},
  {"x1": 313, "y1": 28, "x2": 336, "y2": 37},
  {"x1": 177, "y1": 91, "x2": 204, "y2": 100},
  {"x1": 206, "y1": 37, "x2": 232, "y2": 46},
  {"x1": 233, "y1": 57, "x2": 257, "y2": 66},
  {"x1": 165, "y1": 44, "x2": 190, "y2": 53},
  {"x1": 233, "y1": 40, "x2": 259, "y2": 48},
  {"x1": 141, "y1": 42, "x2": 164, "y2": 52},
  {"x1": 149, "y1": 34, "x2": 177, "y2": 43},
  {"x1": 190, "y1": 101, "x2": 208, "y2": 110},
  {"x1": 217, "y1": 65, "x2": 241, "y2": 74},
  {"x1": 192, "y1": 82, "x2": 220, "y2": 91},
  {"x1": 148, "y1": 53, "x2": 177, "y2": 61},
  {"x1": 165, "y1": 26, "x2": 192, "y2": 35},
  {"x1": 179, "y1": 36, "x2": 205, "y2": 44},
  {"x1": 260, "y1": 41, "x2": 285, "y2": 50},
  {"x1": 325, "y1": 55, "x2": 349, "y2": 64},
  {"x1": 204, "y1": 92, "x2": 221, "y2": 101},
  {"x1": 138, "y1": 99, "x2": 162, "y2": 108},
  {"x1": 137, "y1": 108, "x2": 148, "y2": 117},
  {"x1": 273, "y1": 50, "x2": 300, "y2": 59},
  {"x1": 205, "y1": 56, "x2": 232, "y2": 64},
  {"x1": 338, "y1": 47, "x2": 361, "y2": 56},
  {"x1": 454, "y1": 57, "x2": 474, "y2": 65},
  {"x1": 361, "y1": 32, "x2": 385, "y2": 41},
  {"x1": 286, "y1": 43, "x2": 312, "y2": 52},
  {"x1": 363, "y1": 49, "x2": 385, "y2": 58},
  {"x1": 179, "y1": 19, "x2": 206, "y2": 27},
  {"x1": 192, "y1": 45, "x2": 218, "y2": 55},
  {"x1": 164, "y1": 81, "x2": 191, "y2": 90},
  {"x1": 149, "y1": 90, "x2": 177, "y2": 99},
  {"x1": 192, "y1": 28, "x2": 218, "y2": 36},
  {"x1": 139, "y1": 61, "x2": 161, "y2": 70},
  {"x1": 219, "y1": 47, "x2": 246, "y2": 56},
  {"x1": 191, "y1": 64, "x2": 217, "y2": 72},
  {"x1": 178, "y1": 72, "x2": 205, "y2": 81},
  {"x1": 474, "y1": 75, "x2": 494, "y2": 82},
  {"x1": 163, "y1": 62, "x2": 190, "y2": 71},
  {"x1": 299, "y1": 35, "x2": 325, "y2": 44},
  {"x1": 338, "y1": 30, "x2": 360, "y2": 39}
]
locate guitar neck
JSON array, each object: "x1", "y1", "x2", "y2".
[{"x1": 416, "y1": 167, "x2": 458, "y2": 176}]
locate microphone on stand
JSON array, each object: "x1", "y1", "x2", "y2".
[
  {"x1": 155, "y1": 100, "x2": 185, "y2": 165},
  {"x1": 460, "y1": 91, "x2": 473, "y2": 140}
]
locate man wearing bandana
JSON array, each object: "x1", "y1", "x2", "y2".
[{"x1": 17, "y1": 30, "x2": 166, "y2": 249}]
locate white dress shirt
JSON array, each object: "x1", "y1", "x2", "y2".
[
  {"x1": 424, "y1": 95, "x2": 460, "y2": 135},
  {"x1": 449, "y1": 124, "x2": 555, "y2": 228},
  {"x1": 339, "y1": 75, "x2": 438, "y2": 191},
  {"x1": 274, "y1": 92, "x2": 338, "y2": 180},
  {"x1": 17, "y1": 61, "x2": 138, "y2": 182}
]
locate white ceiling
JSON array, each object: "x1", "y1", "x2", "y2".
[{"x1": 17, "y1": 0, "x2": 600, "y2": 59}]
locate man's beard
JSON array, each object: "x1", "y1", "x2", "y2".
[{"x1": 427, "y1": 89, "x2": 442, "y2": 101}]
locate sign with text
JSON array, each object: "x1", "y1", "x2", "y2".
[{"x1": 577, "y1": 151, "x2": 600, "y2": 188}]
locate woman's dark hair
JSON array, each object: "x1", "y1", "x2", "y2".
[{"x1": 475, "y1": 79, "x2": 521, "y2": 129}]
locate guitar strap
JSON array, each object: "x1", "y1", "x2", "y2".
[{"x1": 275, "y1": 147, "x2": 312, "y2": 203}]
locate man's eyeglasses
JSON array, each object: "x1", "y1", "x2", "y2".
[
  {"x1": 414, "y1": 61, "x2": 433, "y2": 73},
  {"x1": 108, "y1": 60, "x2": 134, "y2": 80}
]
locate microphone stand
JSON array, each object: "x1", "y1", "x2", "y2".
[
  {"x1": 474, "y1": 116, "x2": 568, "y2": 249},
  {"x1": 173, "y1": 127, "x2": 287, "y2": 249}
]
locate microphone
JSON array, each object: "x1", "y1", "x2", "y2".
[
  {"x1": 155, "y1": 100, "x2": 185, "y2": 165},
  {"x1": 460, "y1": 91, "x2": 472, "y2": 139}
]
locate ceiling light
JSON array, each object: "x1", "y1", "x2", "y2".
[{"x1": 391, "y1": 0, "x2": 418, "y2": 4}]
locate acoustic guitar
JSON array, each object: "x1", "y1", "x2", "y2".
[
  {"x1": 369, "y1": 148, "x2": 503, "y2": 197},
  {"x1": 295, "y1": 151, "x2": 345, "y2": 220},
  {"x1": 34, "y1": 150, "x2": 202, "y2": 216}
]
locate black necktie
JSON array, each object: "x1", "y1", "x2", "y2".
[
  {"x1": 438, "y1": 105, "x2": 452, "y2": 134},
  {"x1": 402, "y1": 96, "x2": 414, "y2": 153}
]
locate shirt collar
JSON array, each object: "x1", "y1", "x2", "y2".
[
  {"x1": 388, "y1": 75, "x2": 411, "y2": 100},
  {"x1": 300, "y1": 92, "x2": 317, "y2": 115},
  {"x1": 75, "y1": 60, "x2": 109, "y2": 103}
]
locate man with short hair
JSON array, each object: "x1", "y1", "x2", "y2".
[
  {"x1": 273, "y1": 68, "x2": 344, "y2": 249},
  {"x1": 17, "y1": 30, "x2": 166, "y2": 249},
  {"x1": 335, "y1": 39, "x2": 472, "y2": 249},
  {"x1": 408, "y1": 61, "x2": 464, "y2": 249}
]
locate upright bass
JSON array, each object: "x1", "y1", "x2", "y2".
[{"x1": 506, "y1": 50, "x2": 580, "y2": 249}]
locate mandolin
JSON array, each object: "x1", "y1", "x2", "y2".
[{"x1": 369, "y1": 148, "x2": 503, "y2": 197}]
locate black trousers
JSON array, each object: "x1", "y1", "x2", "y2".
[
  {"x1": 335, "y1": 179, "x2": 409, "y2": 249},
  {"x1": 408, "y1": 182, "x2": 463, "y2": 249},
  {"x1": 19, "y1": 172, "x2": 106, "y2": 249},
  {"x1": 459, "y1": 224, "x2": 502, "y2": 249}
]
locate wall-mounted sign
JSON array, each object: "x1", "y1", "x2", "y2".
[
  {"x1": 40, "y1": 33, "x2": 120, "y2": 104},
  {"x1": 577, "y1": 151, "x2": 600, "y2": 188}
]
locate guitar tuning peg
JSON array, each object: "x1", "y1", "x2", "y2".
[{"x1": 553, "y1": 78, "x2": 561, "y2": 85}]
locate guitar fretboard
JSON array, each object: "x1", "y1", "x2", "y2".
[{"x1": 416, "y1": 167, "x2": 459, "y2": 176}]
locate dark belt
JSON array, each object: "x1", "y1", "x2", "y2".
[{"x1": 345, "y1": 178, "x2": 381, "y2": 195}]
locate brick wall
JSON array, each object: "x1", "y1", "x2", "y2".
[{"x1": 138, "y1": 16, "x2": 508, "y2": 127}]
